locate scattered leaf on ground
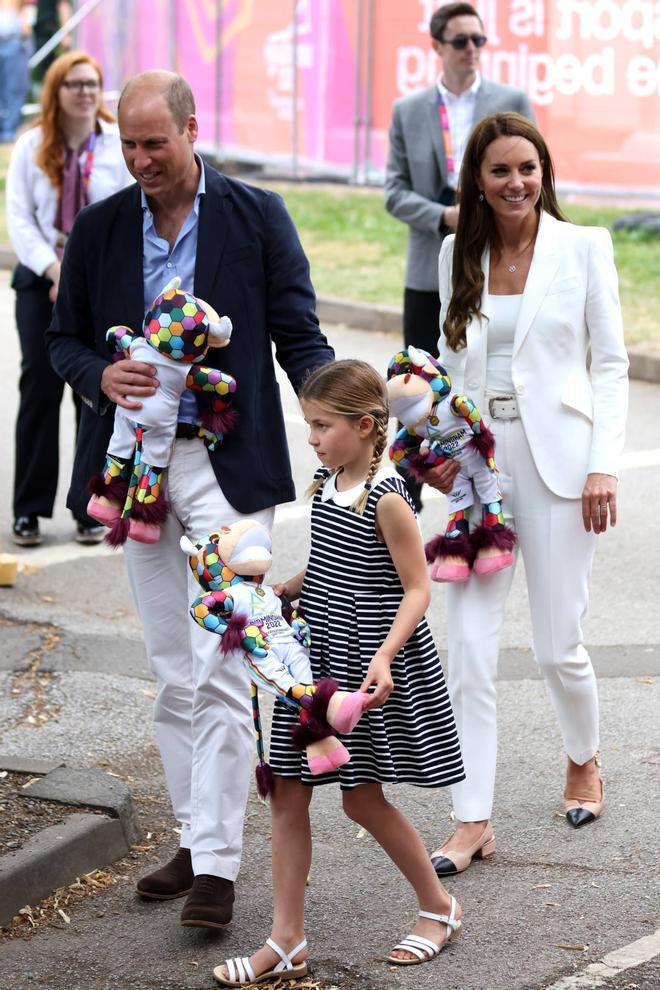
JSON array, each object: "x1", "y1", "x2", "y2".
[{"x1": 556, "y1": 943, "x2": 589, "y2": 951}]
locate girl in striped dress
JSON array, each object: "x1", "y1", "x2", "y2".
[{"x1": 213, "y1": 360, "x2": 465, "y2": 987}]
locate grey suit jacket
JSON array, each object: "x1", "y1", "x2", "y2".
[{"x1": 384, "y1": 80, "x2": 535, "y2": 292}]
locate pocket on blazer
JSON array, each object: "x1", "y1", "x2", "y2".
[
  {"x1": 547, "y1": 275, "x2": 580, "y2": 295},
  {"x1": 560, "y1": 376, "x2": 593, "y2": 422}
]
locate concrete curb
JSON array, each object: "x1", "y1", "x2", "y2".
[
  {"x1": 1, "y1": 248, "x2": 658, "y2": 384},
  {"x1": 0, "y1": 763, "x2": 140, "y2": 928},
  {"x1": 0, "y1": 814, "x2": 129, "y2": 927}
]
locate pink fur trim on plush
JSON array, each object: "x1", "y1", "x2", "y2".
[
  {"x1": 199, "y1": 407, "x2": 239, "y2": 436},
  {"x1": 424, "y1": 530, "x2": 473, "y2": 564},
  {"x1": 130, "y1": 496, "x2": 169, "y2": 525},
  {"x1": 220, "y1": 611, "x2": 250, "y2": 655},
  {"x1": 87, "y1": 472, "x2": 129, "y2": 501},
  {"x1": 105, "y1": 517, "x2": 130, "y2": 548},
  {"x1": 470, "y1": 523, "x2": 517, "y2": 553}
]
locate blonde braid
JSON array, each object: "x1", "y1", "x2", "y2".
[
  {"x1": 305, "y1": 468, "x2": 338, "y2": 499},
  {"x1": 351, "y1": 414, "x2": 388, "y2": 515}
]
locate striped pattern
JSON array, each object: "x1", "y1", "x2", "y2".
[{"x1": 269, "y1": 470, "x2": 465, "y2": 789}]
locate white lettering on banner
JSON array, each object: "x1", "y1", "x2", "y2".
[
  {"x1": 416, "y1": 0, "x2": 435, "y2": 33},
  {"x1": 481, "y1": 46, "x2": 614, "y2": 104},
  {"x1": 627, "y1": 54, "x2": 660, "y2": 94},
  {"x1": 397, "y1": 47, "x2": 437, "y2": 93},
  {"x1": 395, "y1": 1, "x2": 660, "y2": 102},
  {"x1": 480, "y1": 0, "x2": 503, "y2": 46},
  {"x1": 555, "y1": 0, "x2": 660, "y2": 51},
  {"x1": 508, "y1": 0, "x2": 545, "y2": 36}
]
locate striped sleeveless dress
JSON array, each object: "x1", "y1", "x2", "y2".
[{"x1": 268, "y1": 467, "x2": 465, "y2": 789}]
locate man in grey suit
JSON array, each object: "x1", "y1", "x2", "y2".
[{"x1": 385, "y1": 2, "x2": 535, "y2": 359}]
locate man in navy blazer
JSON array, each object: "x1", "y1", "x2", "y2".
[{"x1": 47, "y1": 70, "x2": 333, "y2": 928}]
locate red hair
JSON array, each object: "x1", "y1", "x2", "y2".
[{"x1": 33, "y1": 50, "x2": 115, "y2": 191}]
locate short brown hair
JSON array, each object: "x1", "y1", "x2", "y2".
[{"x1": 430, "y1": 3, "x2": 482, "y2": 41}]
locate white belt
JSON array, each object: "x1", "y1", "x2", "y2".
[{"x1": 488, "y1": 395, "x2": 519, "y2": 420}]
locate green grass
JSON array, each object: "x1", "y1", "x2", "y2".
[
  {"x1": 267, "y1": 182, "x2": 660, "y2": 349},
  {"x1": 1, "y1": 140, "x2": 657, "y2": 347}
]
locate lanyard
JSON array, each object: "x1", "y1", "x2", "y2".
[
  {"x1": 436, "y1": 90, "x2": 455, "y2": 175},
  {"x1": 80, "y1": 129, "x2": 97, "y2": 196}
]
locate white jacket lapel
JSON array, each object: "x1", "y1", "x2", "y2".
[{"x1": 513, "y1": 212, "x2": 561, "y2": 357}]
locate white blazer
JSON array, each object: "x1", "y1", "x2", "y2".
[
  {"x1": 437, "y1": 212, "x2": 629, "y2": 500},
  {"x1": 5, "y1": 119, "x2": 131, "y2": 279}
]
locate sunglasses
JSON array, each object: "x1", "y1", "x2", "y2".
[
  {"x1": 61, "y1": 79, "x2": 100, "y2": 92},
  {"x1": 442, "y1": 33, "x2": 488, "y2": 50}
]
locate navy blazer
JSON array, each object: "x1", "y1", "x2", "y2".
[{"x1": 47, "y1": 162, "x2": 334, "y2": 518}]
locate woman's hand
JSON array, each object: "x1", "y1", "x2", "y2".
[
  {"x1": 582, "y1": 473, "x2": 618, "y2": 534},
  {"x1": 101, "y1": 360, "x2": 158, "y2": 410},
  {"x1": 45, "y1": 261, "x2": 61, "y2": 303},
  {"x1": 359, "y1": 652, "x2": 394, "y2": 710},
  {"x1": 424, "y1": 458, "x2": 460, "y2": 494}
]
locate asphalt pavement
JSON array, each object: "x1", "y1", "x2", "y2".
[{"x1": 0, "y1": 269, "x2": 658, "y2": 990}]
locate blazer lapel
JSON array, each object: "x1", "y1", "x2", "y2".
[
  {"x1": 194, "y1": 163, "x2": 232, "y2": 300},
  {"x1": 117, "y1": 186, "x2": 145, "y2": 332},
  {"x1": 513, "y1": 212, "x2": 561, "y2": 357},
  {"x1": 473, "y1": 79, "x2": 492, "y2": 120},
  {"x1": 463, "y1": 247, "x2": 490, "y2": 399}
]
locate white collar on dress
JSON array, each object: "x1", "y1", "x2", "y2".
[{"x1": 320, "y1": 465, "x2": 395, "y2": 506}]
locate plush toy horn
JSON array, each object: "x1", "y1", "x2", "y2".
[
  {"x1": 180, "y1": 535, "x2": 198, "y2": 556},
  {"x1": 196, "y1": 295, "x2": 233, "y2": 348}
]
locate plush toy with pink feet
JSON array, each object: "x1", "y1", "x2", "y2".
[
  {"x1": 87, "y1": 277, "x2": 236, "y2": 547},
  {"x1": 181, "y1": 519, "x2": 368, "y2": 796},
  {"x1": 387, "y1": 346, "x2": 516, "y2": 583}
]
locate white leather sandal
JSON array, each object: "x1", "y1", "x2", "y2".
[
  {"x1": 387, "y1": 898, "x2": 462, "y2": 966},
  {"x1": 213, "y1": 937, "x2": 308, "y2": 986}
]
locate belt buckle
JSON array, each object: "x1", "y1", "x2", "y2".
[{"x1": 488, "y1": 396, "x2": 518, "y2": 420}]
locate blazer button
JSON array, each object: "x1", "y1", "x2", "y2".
[{"x1": 516, "y1": 384, "x2": 525, "y2": 395}]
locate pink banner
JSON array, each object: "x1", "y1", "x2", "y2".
[{"x1": 78, "y1": 0, "x2": 660, "y2": 196}]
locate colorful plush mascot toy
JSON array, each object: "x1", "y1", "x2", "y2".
[
  {"x1": 180, "y1": 520, "x2": 368, "y2": 796},
  {"x1": 387, "y1": 345, "x2": 516, "y2": 582},
  {"x1": 87, "y1": 278, "x2": 236, "y2": 547}
]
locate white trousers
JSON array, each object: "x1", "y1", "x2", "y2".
[
  {"x1": 123, "y1": 437, "x2": 274, "y2": 878},
  {"x1": 447, "y1": 417, "x2": 599, "y2": 822}
]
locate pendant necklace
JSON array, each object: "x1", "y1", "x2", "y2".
[{"x1": 501, "y1": 235, "x2": 536, "y2": 274}]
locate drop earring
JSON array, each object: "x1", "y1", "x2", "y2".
[{"x1": 478, "y1": 191, "x2": 484, "y2": 202}]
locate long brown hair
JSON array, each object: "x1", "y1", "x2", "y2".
[
  {"x1": 33, "y1": 51, "x2": 115, "y2": 192},
  {"x1": 300, "y1": 360, "x2": 389, "y2": 514},
  {"x1": 443, "y1": 112, "x2": 568, "y2": 352}
]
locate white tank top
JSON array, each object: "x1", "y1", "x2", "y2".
[{"x1": 485, "y1": 293, "x2": 522, "y2": 395}]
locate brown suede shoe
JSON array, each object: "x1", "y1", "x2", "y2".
[
  {"x1": 136, "y1": 847, "x2": 194, "y2": 900},
  {"x1": 180, "y1": 874, "x2": 234, "y2": 929}
]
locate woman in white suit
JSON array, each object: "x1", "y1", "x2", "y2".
[{"x1": 426, "y1": 113, "x2": 628, "y2": 877}]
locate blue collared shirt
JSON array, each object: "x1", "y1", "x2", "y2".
[{"x1": 141, "y1": 158, "x2": 205, "y2": 422}]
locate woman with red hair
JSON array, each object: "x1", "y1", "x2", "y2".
[{"x1": 6, "y1": 50, "x2": 130, "y2": 546}]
